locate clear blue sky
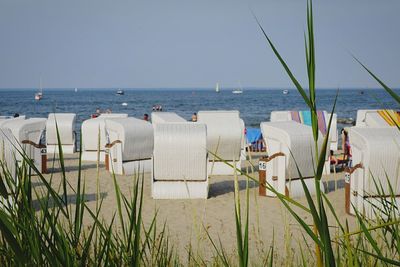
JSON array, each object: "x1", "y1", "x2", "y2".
[{"x1": 0, "y1": 0, "x2": 399, "y2": 89}]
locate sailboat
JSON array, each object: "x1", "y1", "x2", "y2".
[
  {"x1": 35, "y1": 78, "x2": 43, "y2": 101},
  {"x1": 232, "y1": 88, "x2": 243, "y2": 94},
  {"x1": 283, "y1": 89, "x2": 289, "y2": 95},
  {"x1": 75, "y1": 88, "x2": 78, "y2": 93},
  {"x1": 215, "y1": 83, "x2": 220, "y2": 93},
  {"x1": 232, "y1": 81, "x2": 244, "y2": 94}
]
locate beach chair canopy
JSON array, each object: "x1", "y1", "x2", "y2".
[
  {"x1": 153, "y1": 122, "x2": 207, "y2": 181},
  {"x1": 151, "y1": 112, "x2": 187, "y2": 124},
  {"x1": 197, "y1": 110, "x2": 244, "y2": 161},
  {"x1": 349, "y1": 127, "x2": 400, "y2": 196},
  {"x1": 99, "y1": 113, "x2": 129, "y2": 118},
  {"x1": 0, "y1": 116, "x2": 25, "y2": 127},
  {"x1": 81, "y1": 114, "x2": 128, "y2": 152},
  {"x1": 356, "y1": 109, "x2": 400, "y2": 127},
  {"x1": 270, "y1": 110, "x2": 337, "y2": 151},
  {"x1": 2, "y1": 118, "x2": 46, "y2": 145},
  {"x1": 0, "y1": 127, "x2": 18, "y2": 179},
  {"x1": 261, "y1": 121, "x2": 324, "y2": 179},
  {"x1": 105, "y1": 117, "x2": 154, "y2": 161},
  {"x1": 270, "y1": 110, "x2": 335, "y2": 135},
  {"x1": 46, "y1": 113, "x2": 76, "y2": 145}
]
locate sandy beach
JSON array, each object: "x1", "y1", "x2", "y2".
[{"x1": 31, "y1": 152, "x2": 357, "y2": 264}]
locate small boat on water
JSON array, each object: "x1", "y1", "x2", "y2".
[
  {"x1": 283, "y1": 89, "x2": 289, "y2": 95},
  {"x1": 35, "y1": 78, "x2": 43, "y2": 101},
  {"x1": 34, "y1": 91, "x2": 43, "y2": 101},
  {"x1": 121, "y1": 102, "x2": 128, "y2": 106},
  {"x1": 75, "y1": 88, "x2": 78, "y2": 93},
  {"x1": 232, "y1": 88, "x2": 243, "y2": 94},
  {"x1": 215, "y1": 83, "x2": 220, "y2": 93},
  {"x1": 116, "y1": 89, "x2": 124, "y2": 95}
]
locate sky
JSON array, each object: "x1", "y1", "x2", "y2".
[{"x1": 0, "y1": 0, "x2": 399, "y2": 89}]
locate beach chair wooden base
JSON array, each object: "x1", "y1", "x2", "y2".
[
  {"x1": 152, "y1": 180, "x2": 209, "y2": 199},
  {"x1": 47, "y1": 144, "x2": 75, "y2": 155},
  {"x1": 208, "y1": 160, "x2": 242, "y2": 176},
  {"x1": 82, "y1": 151, "x2": 106, "y2": 162},
  {"x1": 259, "y1": 152, "x2": 324, "y2": 198},
  {"x1": 107, "y1": 156, "x2": 152, "y2": 175}
]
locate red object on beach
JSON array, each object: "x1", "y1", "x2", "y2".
[{"x1": 91, "y1": 113, "x2": 99, "y2": 118}]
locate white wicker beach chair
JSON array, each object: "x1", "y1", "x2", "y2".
[
  {"x1": 151, "y1": 112, "x2": 187, "y2": 124},
  {"x1": 151, "y1": 112, "x2": 208, "y2": 199},
  {"x1": 81, "y1": 114, "x2": 128, "y2": 162},
  {"x1": 197, "y1": 110, "x2": 245, "y2": 175},
  {"x1": 355, "y1": 109, "x2": 398, "y2": 127},
  {"x1": 0, "y1": 127, "x2": 19, "y2": 179},
  {"x1": 260, "y1": 121, "x2": 325, "y2": 198},
  {"x1": 0, "y1": 116, "x2": 27, "y2": 179},
  {"x1": 1, "y1": 118, "x2": 47, "y2": 174},
  {"x1": 46, "y1": 113, "x2": 76, "y2": 154},
  {"x1": 105, "y1": 117, "x2": 154, "y2": 175},
  {"x1": 0, "y1": 116, "x2": 25, "y2": 126},
  {"x1": 345, "y1": 127, "x2": 400, "y2": 218},
  {"x1": 270, "y1": 110, "x2": 336, "y2": 173}
]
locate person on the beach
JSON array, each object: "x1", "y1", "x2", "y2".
[
  {"x1": 13, "y1": 113, "x2": 19, "y2": 118},
  {"x1": 341, "y1": 129, "x2": 351, "y2": 160},
  {"x1": 330, "y1": 150, "x2": 338, "y2": 165},
  {"x1": 191, "y1": 113, "x2": 197, "y2": 122},
  {"x1": 91, "y1": 108, "x2": 101, "y2": 118},
  {"x1": 143, "y1": 113, "x2": 149, "y2": 121}
]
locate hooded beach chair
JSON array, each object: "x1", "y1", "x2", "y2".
[
  {"x1": 345, "y1": 127, "x2": 400, "y2": 218},
  {"x1": 46, "y1": 113, "x2": 76, "y2": 154},
  {"x1": 197, "y1": 110, "x2": 245, "y2": 175},
  {"x1": 151, "y1": 112, "x2": 208, "y2": 199},
  {"x1": 81, "y1": 113, "x2": 128, "y2": 162},
  {"x1": 0, "y1": 127, "x2": 19, "y2": 179},
  {"x1": 104, "y1": 117, "x2": 154, "y2": 175},
  {"x1": 0, "y1": 117, "x2": 27, "y2": 178},
  {"x1": 151, "y1": 112, "x2": 187, "y2": 124},
  {"x1": 260, "y1": 121, "x2": 326, "y2": 198},
  {"x1": 0, "y1": 116, "x2": 25, "y2": 126},
  {"x1": 355, "y1": 109, "x2": 400, "y2": 128},
  {"x1": 270, "y1": 110, "x2": 337, "y2": 173},
  {"x1": 1, "y1": 118, "x2": 47, "y2": 174}
]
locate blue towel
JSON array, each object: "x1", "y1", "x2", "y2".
[{"x1": 246, "y1": 128, "x2": 262, "y2": 144}]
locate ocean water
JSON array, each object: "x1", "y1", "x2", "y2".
[{"x1": 0, "y1": 88, "x2": 398, "y2": 133}]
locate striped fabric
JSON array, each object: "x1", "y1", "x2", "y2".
[
  {"x1": 290, "y1": 110, "x2": 327, "y2": 135},
  {"x1": 378, "y1": 109, "x2": 400, "y2": 126}
]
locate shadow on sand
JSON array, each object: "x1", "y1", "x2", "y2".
[{"x1": 32, "y1": 192, "x2": 108, "y2": 211}]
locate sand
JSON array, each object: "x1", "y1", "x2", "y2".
[{"x1": 32, "y1": 153, "x2": 357, "y2": 264}]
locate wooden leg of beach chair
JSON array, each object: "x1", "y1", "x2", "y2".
[
  {"x1": 105, "y1": 151, "x2": 109, "y2": 171},
  {"x1": 41, "y1": 150, "x2": 47, "y2": 174},
  {"x1": 263, "y1": 153, "x2": 285, "y2": 197},
  {"x1": 258, "y1": 157, "x2": 267, "y2": 196},
  {"x1": 345, "y1": 172, "x2": 350, "y2": 214},
  {"x1": 344, "y1": 163, "x2": 363, "y2": 215}
]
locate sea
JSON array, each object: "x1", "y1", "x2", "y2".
[{"x1": 0, "y1": 88, "x2": 399, "y2": 134}]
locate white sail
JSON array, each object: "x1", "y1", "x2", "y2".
[{"x1": 215, "y1": 83, "x2": 220, "y2": 93}]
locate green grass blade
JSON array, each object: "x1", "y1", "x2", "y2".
[
  {"x1": 354, "y1": 57, "x2": 400, "y2": 105},
  {"x1": 252, "y1": 13, "x2": 312, "y2": 109}
]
